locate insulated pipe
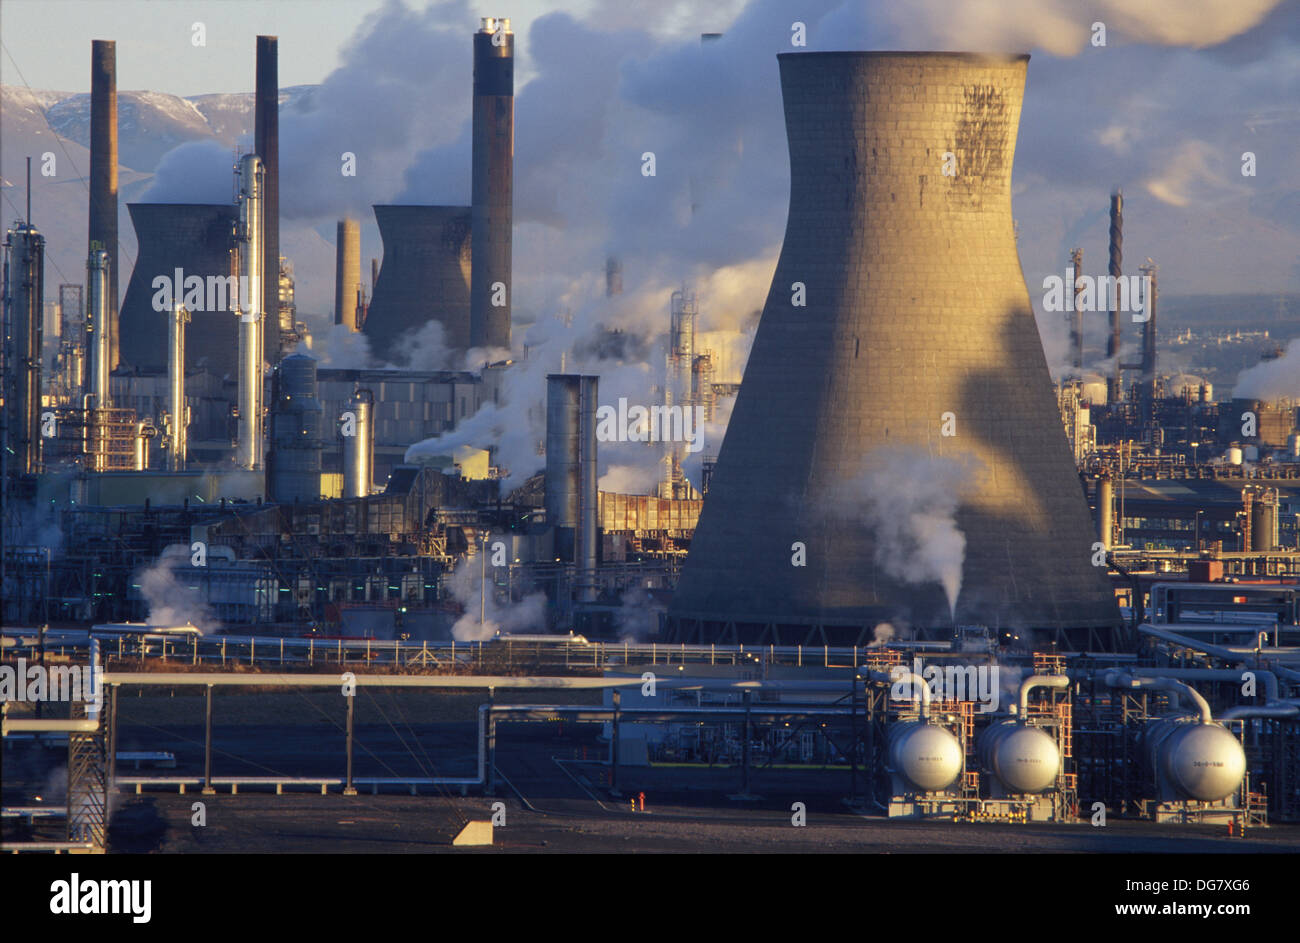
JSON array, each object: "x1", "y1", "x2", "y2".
[
  {"x1": 1218, "y1": 704, "x2": 1299, "y2": 721},
  {"x1": 1137, "y1": 624, "x2": 1300, "y2": 683},
  {"x1": 1103, "y1": 671, "x2": 1213, "y2": 724},
  {"x1": 869, "y1": 670, "x2": 931, "y2": 719},
  {"x1": 1132, "y1": 667, "x2": 1279, "y2": 703},
  {"x1": 1018, "y1": 674, "x2": 1070, "y2": 716}
]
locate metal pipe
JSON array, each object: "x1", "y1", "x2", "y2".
[
  {"x1": 1103, "y1": 671, "x2": 1213, "y2": 724},
  {"x1": 1137, "y1": 624, "x2": 1300, "y2": 682},
  {"x1": 1018, "y1": 674, "x2": 1069, "y2": 716},
  {"x1": 869, "y1": 670, "x2": 931, "y2": 719},
  {"x1": 167, "y1": 303, "x2": 189, "y2": 470},
  {"x1": 1131, "y1": 667, "x2": 1279, "y2": 703},
  {"x1": 1218, "y1": 704, "x2": 1299, "y2": 720},
  {"x1": 343, "y1": 690, "x2": 356, "y2": 795},
  {"x1": 202, "y1": 684, "x2": 215, "y2": 795},
  {"x1": 236, "y1": 154, "x2": 266, "y2": 471}
]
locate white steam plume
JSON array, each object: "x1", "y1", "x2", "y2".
[
  {"x1": 444, "y1": 554, "x2": 547, "y2": 641},
  {"x1": 838, "y1": 447, "x2": 984, "y2": 619},
  {"x1": 134, "y1": 551, "x2": 219, "y2": 635},
  {"x1": 1232, "y1": 339, "x2": 1300, "y2": 401}
]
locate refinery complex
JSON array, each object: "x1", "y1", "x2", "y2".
[{"x1": 2, "y1": 6, "x2": 1300, "y2": 862}]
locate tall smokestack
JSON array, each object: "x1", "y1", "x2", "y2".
[
  {"x1": 236, "y1": 155, "x2": 266, "y2": 471},
  {"x1": 255, "y1": 36, "x2": 280, "y2": 365},
  {"x1": 605, "y1": 256, "x2": 622, "y2": 297},
  {"x1": 668, "y1": 52, "x2": 1119, "y2": 648},
  {"x1": 334, "y1": 218, "x2": 360, "y2": 331},
  {"x1": 1106, "y1": 189, "x2": 1123, "y2": 404},
  {"x1": 89, "y1": 40, "x2": 119, "y2": 370},
  {"x1": 1139, "y1": 258, "x2": 1158, "y2": 409},
  {"x1": 470, "y1": 17, "x2": 513, "y2": 351},
  {"x1": 546, "y1": 375, "x2": 599, "y2": 601}
]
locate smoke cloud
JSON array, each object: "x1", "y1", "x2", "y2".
[
  {"x1": 134, "y1": 550, "x2": 219, "y2": 635},
  {"x1": 1232, "y1": 339, "x2": 1300, "y2": 401},
  {"x1": 443, "y1": 553, "x2": 547, "y2": 640},
  {"x1": 837, "y1": 447, "x2": 985, "y2": 619}
]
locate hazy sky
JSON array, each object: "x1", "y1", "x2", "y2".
[{"x1": 0, "y1": 0, "x2": 746, "y2": 95}]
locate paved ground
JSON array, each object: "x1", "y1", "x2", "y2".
[{"x1": 6, "y1": 722, "x2": 1297, "y2": 853}]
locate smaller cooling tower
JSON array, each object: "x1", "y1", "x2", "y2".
[
  {"x1": 119, "y1": 203, "x2": 237, "y2": 377},
  {"x1": 364, "y1": 205, "x2": 471, "y2": 363},
  {"x1": 268, "y1": 353, "x2": 322, "y2": 503}
]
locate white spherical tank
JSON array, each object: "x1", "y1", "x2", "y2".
[
  {"x1": 887, "y1": 721, "x2": 963, "y2": 792},
  {"x1": 978, "y1": 721, "x2": 1061, "y2": 794},
  {"x1": 1147, "y1": 720, "x2": 1246, "y2": 802}
]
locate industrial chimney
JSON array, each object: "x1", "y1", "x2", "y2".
[
  {"x1": 545, "y1": 375, "x2": 598, "y2": 603},
  {"x1": 334, "y1": 218, "x2": 361, "y2": 331},
  {"x1": 470, "y1": 17, "x2": 513, "y2": 351},
  {"x1": 88, "y1": 40, "x2": 119, "y2": 370},
  {"x1": 667, "y1": 52, "x2": 1119, "y2": 648},
  {"x1": 255, "y1": 36, "x2": 280, "y2": 365},
  {"x1": 236, "y1": 155, "x2": 266, "y2": 471},
  {"x1": 1106, "y1": 189, "x2": 1123, "y2": 404}
]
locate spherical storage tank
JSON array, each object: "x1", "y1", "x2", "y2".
[
  {"x1": 977, "y1": 721, "x2": 1060, "y2": 794},
  {"x1": 1145, "y1": 720, "x2": 1245, "y2": 802},
  {"x1": 887, "y1": 721, "x2": 963, "y2": 792}
]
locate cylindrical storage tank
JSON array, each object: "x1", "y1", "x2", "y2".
[
  {"x1": 887, "y1": 720, "x2": 962, "y2": 792},
  {"x1": 545, "y1": 375, "x2": 581, "y2": 532},
  {"x1": 1250, "y1": 492, "x2": 1277, "y2": 552},
  {"x1": 1288, "y1": 433, "x2": 1300, "y2": 458},
  {"x1": 1225, "y1": 447, "x2": 1243, "y2": 466},
  {"x1": 268, "y1": 353, "x2": 322, "y2": 503},
  {"x1": 342, "y1": 390, "x2": 373, "y2": 498},
  {"x1": 1145, "y1": 719, "x2": 1245, "y2": 802},
  {"x1": 1243, "y1": 444, "x2": 1259, "y2": 461},
  {"x1": 977, "y1": 721, "x2": 1060, "y2": 794}
]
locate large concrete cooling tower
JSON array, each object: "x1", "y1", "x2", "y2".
[
  {"x1": 364, "y1": 205, "x2": 471, "y2": 363},
  {"x1": 668, "y1": 52, "x2": 1120, "y2": 650},
  {"x1": 119, "y1": 203, "x2": 237, "y2": 377},
  {"x1": 469, "y1": 17, "x2": 513, "y2": 351}
]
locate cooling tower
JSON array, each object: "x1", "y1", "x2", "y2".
[
  {"x1": 668, "y1": 52, "x2": 1120, "y2": 649},
  {"x1": 119, "y1": 203, "x2": 237, "y2": 377},
  {"x1": 334, "y1": 218, "x2": 361, "y2": 331},
  {"x1": 364, "y1": 205, "x2": 471, "y2": 363},
  {"x1": 469, "y1": 17, "x2": 513, "y2": 351},
  {"x1": 256, "y1": 36, "x2": 280, "y2": 364},
  {"x1": 89, "y1": 40, "x2": 119, "y2": 370}
]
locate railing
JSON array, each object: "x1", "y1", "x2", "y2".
[{"x1": 3, "y1": 630, "x2": 910, "y2": 673}]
